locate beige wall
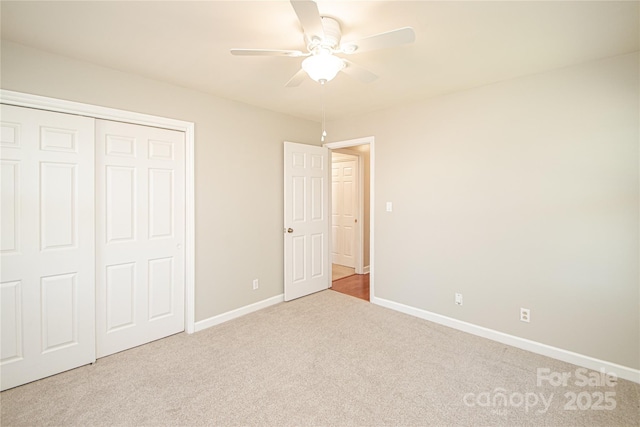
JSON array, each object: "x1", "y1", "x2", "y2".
[
  {"x1": 327, "y1": 52, "x2": 639, "y2": 369},
  {"x1": 3, "y1": 40, "x2": 638, "y2": 370},
  {"x1": 0, "y1": 41, "x2": 320, "y2": 321}
]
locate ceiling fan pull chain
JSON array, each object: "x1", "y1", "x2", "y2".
[
  {"x1": 321, "y1": 80, "x2": 326, "y2": 142},
  {"x1": 320, "y1": 80, "x2": 327, "y2": 142}
]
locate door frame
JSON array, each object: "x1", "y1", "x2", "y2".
[
  {"x1": 0, "y1": 89, "x2": 197, "y2": 333},
  {"x1": 324, "y1": 136, "x2": 374, "y2": 297}
]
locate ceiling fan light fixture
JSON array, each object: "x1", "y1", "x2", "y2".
[{"x1": 301, "y1": 52, "x2": 345, "y2": 83}]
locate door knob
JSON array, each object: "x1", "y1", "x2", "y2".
[{"x1": 287, "y1": 228, "x2": 294, "y2": 233}]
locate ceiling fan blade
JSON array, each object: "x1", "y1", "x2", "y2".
[
  {"x1": 285, "y1": 69, "x2": 308, "y2": 87},
  {"x1": 230, "y1": 49, "x2": 306, "y2": 57},
  {"x1": 290, "y1": 0, "x2": 324, "y2": 40},
  {"x1": 340, "y1": 27, "x2": 416, "y2": 54},
  {"x1": 341, "y1": 60, "x2": 378, "y2": 83}
]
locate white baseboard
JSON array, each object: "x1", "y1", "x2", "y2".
[
  {"x1": 371, "y1": 296, "x2": 640, "y2": 384},
  {"x1": 363, "y1": 265, "x2": 370, "y2": 274},
  {"x1": 194, "y1": 294, "x2": 284, "y2": 332}
]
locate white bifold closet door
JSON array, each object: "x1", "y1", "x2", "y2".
[
  {"x1": 0, "y1": 104, "x2": 96, "y2": 391},
  {"x1": 95, "y1": 120, "x2": 185, "y2": 358},
  {"x1": 0, "y1": 106, "x2": 186, "y2": 390}
]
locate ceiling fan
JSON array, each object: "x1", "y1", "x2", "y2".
[{"x1": 230, "y1": 0, "x2": 416, "y2": 87}]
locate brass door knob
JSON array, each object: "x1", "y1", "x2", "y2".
[{"x1": 287, "y1": 228, "x2": 294, "y2": 233}]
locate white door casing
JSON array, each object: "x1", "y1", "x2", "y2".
[
  {"x1": 331, "y1": 156, "x2": 358, "y2": 268},
  {"x1": 0, "y1": 104, "x2": 96, "y2": 391},
  {"x1": 95, "y1": 120, "x2": 185, "y2": 358},
  {"x1": 284, "y1": 141, "x2": 330, "y2": 301},
  {"x1": 324, "y1": 136, "x2": 374, "y2": 292}
]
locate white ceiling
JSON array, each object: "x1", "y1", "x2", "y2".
[{"x1": 1, "y1": 1, "x2": 638, "y2": 122}]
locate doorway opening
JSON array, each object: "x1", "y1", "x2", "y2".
[{"x1": 324, "y1": 137, "x2": 373, "y2": 302}]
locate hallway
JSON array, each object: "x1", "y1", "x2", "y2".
[{"x1": 331, "y1": 273, "x2": 370, "y2": 301}]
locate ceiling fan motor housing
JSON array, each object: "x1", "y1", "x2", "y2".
[{"x1": 306, "y1": 16, "x2": 342, "y2": 51}]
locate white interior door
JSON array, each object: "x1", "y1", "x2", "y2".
[
  {"x1": 0, "y1": 104, "x2": 95, "y2": 391},
  {"x1": 331, "y1": 156, "x2": 358, "y2": 268},
  {"x1": 95, "y1": 120, "x2": 185, "y2": 358},
  {"x1": 284, "y1": 141, "x2": 330, "y2": 301}
]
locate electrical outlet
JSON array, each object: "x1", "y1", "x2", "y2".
[
  {"x1": 252, "y1": 279, "x2": 259, "y2": 290},
  {"x1": 455, "y1": 293, "x2": 463, "y2": 306},
  {"x1": 520, "y1": 308, "x2": 530, "y2": 322}
]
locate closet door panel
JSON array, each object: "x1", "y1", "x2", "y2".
[
  {"x1": 96, "y1": 120, "x2": 185, "y2": 358},
  {"x1": 0, "y1": 104, "x2": 95, "y2": 391}
]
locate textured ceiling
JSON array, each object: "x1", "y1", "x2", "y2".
[{"x1": 1, "y1": 1, "x2": 638, "y2": 122}]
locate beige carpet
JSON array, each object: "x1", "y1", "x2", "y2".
[
  {"x1": 332, "y1": 263, "x2": 355, "y2": 281},
  {"x1": 2, "y1": 290, "x2": 638, "y2": 426}
]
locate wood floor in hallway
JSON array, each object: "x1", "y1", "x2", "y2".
[
  {"x1": 332, "y1": 264, "x2": 355, "y2": 281},
  {"x1": 331, "y1": 273, "x2": 370, "y2": 301}
]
